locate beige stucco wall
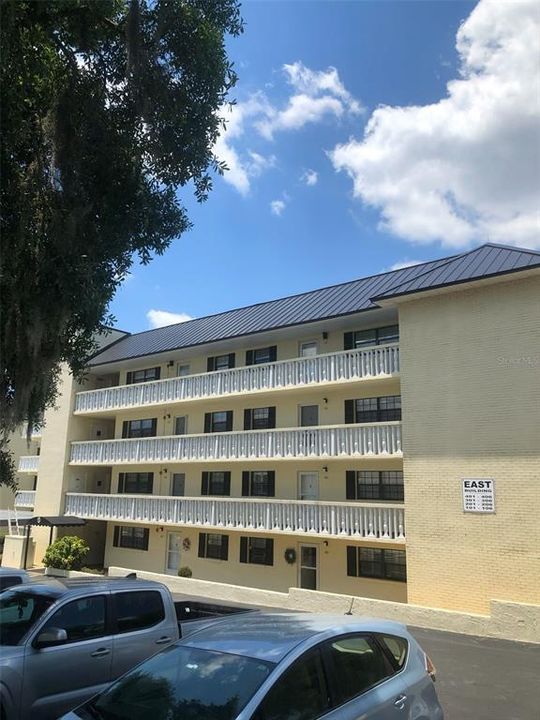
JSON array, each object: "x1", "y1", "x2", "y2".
[
  {"x1": 398, "y1": 273, "x2": 540, "y2": 613},
  {"x1": 104, "y1": 523, "x2": 407, "y2": 601},
  {"x1": 0, "y1": 430, "x2": 40, "y2": 510}
]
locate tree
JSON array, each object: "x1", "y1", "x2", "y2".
[{"x1": 0, "y1": 0, "x2": 243, "y2": 486}]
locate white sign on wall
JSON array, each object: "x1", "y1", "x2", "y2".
[{"x1": 462, "y1": 478, "x2": 496, "y2": 513}]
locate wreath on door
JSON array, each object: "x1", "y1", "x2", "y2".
[{"x1": 182, "y1": 537, "x2": 191, "y2": 551}]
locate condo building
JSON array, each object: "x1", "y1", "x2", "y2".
[{"x1": 5, "y1": 242, "x2": 540, "y2": 615}]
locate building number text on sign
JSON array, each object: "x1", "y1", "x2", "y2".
[{"x1": 462, "y1": 478, "x2": 495, "y2": 513}]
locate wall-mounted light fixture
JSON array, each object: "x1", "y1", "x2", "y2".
[
  {"x1": 323, "y1": 397, "x2": 328, "y2": 405},
  {"x1": 167, "y1": 360, "x2": 174, "y2": 368},
  {"x1": 322, "y1": 331, "x2": 328, "y2": 340},
  {"x1": 163, "y1": 413, "x2": 171, "y2": 420},
  {"x1": 322, "y1": 466, "x2": 328, "y2": 473}
]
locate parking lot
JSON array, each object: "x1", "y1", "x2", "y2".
[{"x1": 411, "y1": 626, "x2": 540, "y2": 720}]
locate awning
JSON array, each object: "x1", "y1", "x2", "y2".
[{"x1": 28, "y1": 516, "x2": 86, "y2": 527}]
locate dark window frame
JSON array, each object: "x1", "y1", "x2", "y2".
[
  {"x1": 118, "y1": 472, "x2": 154, "y2": 494},
  {"x1": 204, "y1": 410, "x2": 233, "y2": 433},
  {"x1": 207, "y1": 353, "x2": 236, "y2": 372},
  {"x1": 245, "y1": 345, "x2": 277, "y2": 366},
  {"x1": 344, "y1": 325, "x2": 399, "y2": 350},
  {"x1": 345, "y1": 396, "x2": 401, "y2": 424},
  {"x1": 201, "y1": 471, "x2": 231, "y2": 496},
  {"x1": 126, "y1": 367, "x2": 161, "y2": 385},
  {"x1": 113, "y1": 525, "x2": 150, "y2": 551},
  {"x1": 347, "y1": 546, "x2": 407, "y2": 582},
  {"x1": 122, "y1": 418, "x2": 157, "y2": 439},
  {"x1": 198, "y1": 532, "x2": 229, "y2": 561},
  {"x1": 244, "y1": 406, "x2": 276, "y2": 431},
  {"x1": 242, "y1": 470, "x2": 275, "y2": 497},
  {"x1": 346, "y1": 470, "x2": 404, "y2": 501},
  {"x1": 240, "y1": 536, "x2": 274, "y2": 566}
]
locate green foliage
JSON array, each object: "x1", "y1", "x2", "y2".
[
  {"x1": 0, "y1": 0, "x2": 243, "y2": 485},
  {"x1": 42, "y1": 535, "x2": 90, "y2": 570},
  {"x1": 177, "y1": 565, "x2": 192, "y2": 577}
]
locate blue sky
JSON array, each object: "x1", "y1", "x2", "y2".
[{"x1": 111, "y1": 0, "x2": 539, "y2": 333}]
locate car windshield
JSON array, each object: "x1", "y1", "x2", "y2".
[
  {"x1": 77, "y1": 644, "x2": 274, "y2": 720},
  {"x1": 0, "y1": 590, "x2": 55, "y2": 645}
]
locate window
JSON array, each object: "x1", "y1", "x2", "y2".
[
  {"x1": 40, "y1": 596, "x2": 106, "y2": 643},
  {"x1": 242, "y1": 471, "x2": 275, "y2": 497},
  {"x1": 114, "y1": 591, "x2": 165, "y2": 633},
  {"x1": 244, "y1": 406, "x2": 276, "y2": 430},
  {"x1": 201, "y1": 471, "x2": 231, "y2": 496},
  {"x1": 171, "y1": 473, "x2": 185, "y2": 496},
  {"x1": 121, "y1": 418, "x2": 157, "y2": 438},
  {"x1": 299, "y1": 341, "x2": 318, "y2": 358},
  {"x1": 254, "y1": 648, "x2": 328, "y2": 720},
  {"x1": 246, "y1": 346, "x2": 277, "y2": 365},
  {"x1": 344, "y1": 325, "x2": 399, "y2": 350},
  {"x1": 323, "y1": 635, "x2": 391, "y2": 706},
  {"x1": 240, "y1": 537, "x2": 273, "y2": 566},
  {"x1": 207, "y1": 353, "x2": 235, "y2": 372},
  {"x1": 198, "y1": 533, "x2": 229, "y2": 560},
  {"x1": 344, "y1": 396, "x2": 401, "y2": 424},
  {"x1": 174, "y1": 416, "x2": 188, "y2": 435},
  {"x1": 176, "y1": 363, "x2": 190, "y2": 377},
  {"x1": 300, "y1": 405, "x2": 319, "y2": 427},
  {"x1": 346, "y1": 471, "x2": 404, "y2": 501},
  {"x1": 126, "y1": 367, "x2": 161, "y2": 384},
  {"x1": 113, "y1": 526, "x2": 150, "y2": 551},
  {"x1": 204, "y1": 410, "x2": 233, "y2": 433},
  {"x1": 0, "y1": 576, "x2": 22, "y2": 592},
  {"x1": 118, "y1": 472, "x2": 154, "y2": 494},
  {"x1": 347, "y1": 547, "x2": 407, "y2": 582},
  {"x1": 377, "y1": 634, "x2": 408, "y2": 669}
]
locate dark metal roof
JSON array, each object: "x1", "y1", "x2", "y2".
[
  {"x1": 89, "y1": 243, "x2": 539, "y2": 367},
  {"x1": 373, "y1": 243, "x2": 540, "y2": 300}
]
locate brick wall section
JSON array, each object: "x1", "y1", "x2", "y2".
[{"x1": 398, "y1": 273, "x2": 540, "y2": 613}]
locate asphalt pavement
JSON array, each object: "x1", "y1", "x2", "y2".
[{"x1": 411, "y1": 626, "x2": 540, "y2": 720}]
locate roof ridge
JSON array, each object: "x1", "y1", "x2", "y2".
[{"x1": 481, "y1": 241, "x2": 540, "y2": 256}]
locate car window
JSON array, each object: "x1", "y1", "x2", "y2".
[
  {"x1": 0, "y1": 591, "x2": 55, "y2": 646},
  {"x1": 255, "y1": 648, "x2": 329, "y2": 720},
  {"x1": 378, "y1": 634, "x2": 408, "y2": 669},
  {"x1": 114, "y1": 590, "x2": 164, "y2": 633},
  {"x1": 0, "y1": 576, "x2": 22, "y2": 592},
  {"x1": 40, "y1": 595, "x2": 106, "y2": 643},
  {"x1": 323, "y1": 635, "x2": 391, "y2": 707},
  {"x1": 85, "y1": 644, "x2": 272, "y2": 720}
]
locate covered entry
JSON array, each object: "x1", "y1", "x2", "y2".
[{"x1": 23, "y1": 516, "x2": 86, "y2": 569}]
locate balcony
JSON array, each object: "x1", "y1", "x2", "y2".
[
  {"x1": 14, "y1": 490, "x2": 36, "y2": 508},
  {"x1": 74, "y1": 345, "x2": 399, "y2": 414},
  {"x1": 70, "y1": 423, "x2": 402, "y2": 466},
  {"x1": 64, "y1": 492, "x2": 405, "y2": 542},
  {"x1": 18, "y1": 456, "x2": 39, "y2": 473}
]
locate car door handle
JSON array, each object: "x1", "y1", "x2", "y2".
[
  {"x1": 91, "y1": 648, "x2": 111, "y2": 657},
  {"x1": 155, "y1": 636, "x2": 172, "y2": 645},
  {"x1": 394, "y1": 694, "x2": 407, "y2": 710}
]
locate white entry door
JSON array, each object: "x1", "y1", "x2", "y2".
[
  {"x1": 299, "y1": 472, "x2": 319, "y2": 501},
  {"x1": 299, "y1": 544, "x2": 318, "y2": 590},
  {"x1": 165, "y1": 533, "x2": 182, "y2": 575}
]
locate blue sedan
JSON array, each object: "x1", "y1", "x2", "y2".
[{"x1": 61, "y1": 614, "x2": 444, "y2": 720}]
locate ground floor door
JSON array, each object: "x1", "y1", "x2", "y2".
[
  {"x1": 165, "y1": 532, "x2": 182, "y2": 575},
  {"x1": 299, "y1": 544, "x2": 319, "y2": 590}
]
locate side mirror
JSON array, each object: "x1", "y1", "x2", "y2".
[{"x1": 35, "y1": 627, "x2": 68, "y2": 648}]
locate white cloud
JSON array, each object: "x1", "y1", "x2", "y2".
[
  {"x1": 214, "y1": 62, "x2": 361, "y2": 193},
  {"x1": 329, "y1": 0, "x2": 540, "y2": 249},
  {"x1": 147, "y1": 310, "x2": 193, "y2": 329},
  {"x1": 301, "y1": 169, "x2": 318, "y2": 186},
  {"x1": 270, "y1": 199, "x2": 286, "y2": 216},
  {"x1": 387, "y1": 259, "x2": 427, "y2": 272},
  {"x1": 257, "y1": 62, "x2": 362, "y2": 140}
]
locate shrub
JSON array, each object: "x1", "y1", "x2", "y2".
[
  {"x1": 43, "y1": 536, "x2": 90, "y2": 571},
  {"x1": 177, "y1": 566, "x2": 192, "y2": 578}
]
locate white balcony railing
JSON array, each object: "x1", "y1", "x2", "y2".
[
  {"x1": 75, "y1": 345, "x2": 399, "y2": 414},
  {"x1": 64, "y1": 492, "x2": 405, "y2": 541},
  {"x1": 18, "y1": 456, "x2": 39, "y2": 473},
  {"x1": 14, "y1": 490, "x2": 36, "y2": 508},
  {"x1": 70, "y1": 423, "x2": 402, "y2": 465}
]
